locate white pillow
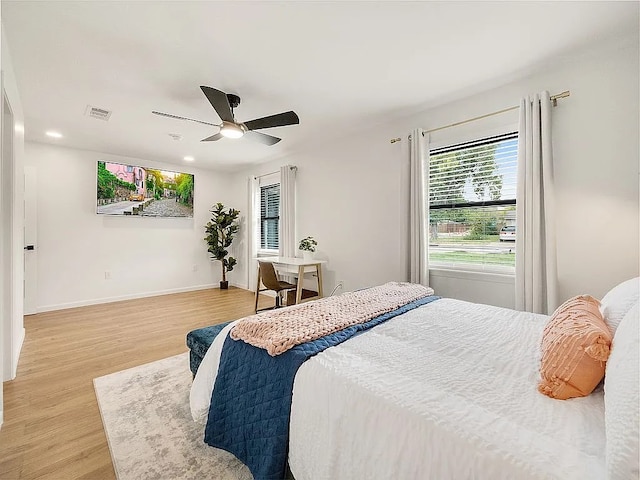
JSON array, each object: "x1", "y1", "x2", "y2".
[
  {"x1": 604, "y1": 301, "x2": 639, "y2": 479},
  {"x1": 600, "y1": 277, "x2": 639, "y2": 334}
]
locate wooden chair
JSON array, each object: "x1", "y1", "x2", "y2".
[{"x1": 254, "y1": 261, "x2": 297, "y2": 313}]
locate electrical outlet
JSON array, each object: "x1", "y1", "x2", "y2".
[
  {"x1": 104, "y1": 271, "x2": 111, "y2": 280},
  {"x1": 192, "y1": 264, "x2": 198, "y2": 272}
]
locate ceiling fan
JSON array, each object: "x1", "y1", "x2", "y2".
[{"x1": 152, "y1": 86, "x2": 299, "y2": 146}]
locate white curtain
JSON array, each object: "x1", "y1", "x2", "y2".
[
  {"x1": 409, "y1": 128, "x2": 429, "y2": 286},
  {"x1": 247, "y1": 175, "x2": 260, "y2": 291},
  {"x1": 279, "y1": 165, "x2": 296, "y2": 258},
  {"x1": 515, "y1": 91, "x2": 558, "y2": 314}
]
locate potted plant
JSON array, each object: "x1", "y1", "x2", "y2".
[
  {"x1": 204, "y1": 203, "x2": 240, "y2": 289},
  {"x1": 298, "y1": 236, "x2": 318, "y2": 261}
]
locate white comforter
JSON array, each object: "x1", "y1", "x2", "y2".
[{"x1": 191, "y1": 298, "x2": 606, "y2": 480}]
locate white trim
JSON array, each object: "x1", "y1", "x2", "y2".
[
  {"x1": 36, "y1": 283, "x2": 222, "y2": 313},
  {"x1": 429, "y1": 261, "x2": 515, "y2": 276},
  {"x1": 257, "y1": 249, "x2": 279, "y2": 257},
  {"x1": 10, "y1": 326, "x2": 24, "y2": 379},
  {"x1": 258, "y1": 290, "x2": 277, "y2": 298},
  {"x1": 428, "y1": 121, "x2": 519, "y2": 151},
  {"x1": 429, "y1": 267, "x2": 515, "y2": 285},
  {"x1": 427, "y1": 126, "x2": 519, "y2": 283},
  {"x1": 258, "y1": 172, "x2": 279, "y2": 187},
  {"x1": 1, "y1": 81, "x2": 17, "y2": 382}
]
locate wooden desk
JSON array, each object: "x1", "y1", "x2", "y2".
[{"x1": 256, "y1": 256, "x2": 326, "y2": 306}]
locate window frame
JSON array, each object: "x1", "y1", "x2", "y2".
[
  {"x1": 427, "y1": 131, "x2": 518, "y2": 275},
  {"x1": 256, "y1": 173, "x2": 280, "y2": 256}
]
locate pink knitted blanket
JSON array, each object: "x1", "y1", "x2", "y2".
[{"x1": 230, "y1": 282, "x2": 434, "y2": 356}]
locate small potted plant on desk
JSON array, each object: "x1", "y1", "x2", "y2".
[
  {"x1": 298, "y1": 236, "x2": 318, "y2": 261},
  {"x1": 204, "y1": 202, "x2": 240, "y2": 289}
]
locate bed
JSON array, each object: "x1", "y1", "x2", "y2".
[{"x1": 190, "y1": 280, "x2": 639, "y2": 480}]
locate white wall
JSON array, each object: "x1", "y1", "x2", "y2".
[
  {"x1": 24, "y1": 142, "x2": 237, "y2": 311},
  {"x1": 1, "y1": 22, "x2": 27, "y2": 423},
  {"x1": 229, "y1": 34, "x2": 640, "y2": 309},
  {"x1": 228, "y1": 135, "x2": 409, "y2": 299}
]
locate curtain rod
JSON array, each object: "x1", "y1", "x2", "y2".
[
  {"x1": 390, "y1": 90, "x2": 570, "y2": 144},
  {"x1": 253, "y1": 165, "x2": 297, "y2": 180}
]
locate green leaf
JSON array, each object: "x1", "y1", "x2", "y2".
[{"x1": 204, "y1": 203, "x2": 240, "y2": 276}]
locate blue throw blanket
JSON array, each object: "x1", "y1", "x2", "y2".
[{"x1": 204, "y1": 295, "x2": 439, "y2": 480}]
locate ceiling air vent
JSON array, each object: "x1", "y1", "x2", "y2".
[{"x1": 85, "y1": 105, "x2": 112, "y2": 121}]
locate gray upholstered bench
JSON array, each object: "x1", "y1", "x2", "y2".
[{"x1": 186, "y1": 321, "x2": 231, "y2": 376}]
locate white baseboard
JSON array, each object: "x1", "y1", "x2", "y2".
[{"x1": 36, "y1": 283, "x2": 229, "y2": 313}]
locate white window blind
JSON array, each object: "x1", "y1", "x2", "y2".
[
  {"x1": 260, "y1": 183, "x2": 280, "y2": 250},
  {"x1": 429, "y1": 132, "x2": 518, "y2": 271}
]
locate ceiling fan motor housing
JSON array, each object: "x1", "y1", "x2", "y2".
[{"x1": 226, "y1": 93, "x2": 241, "y2": 109}]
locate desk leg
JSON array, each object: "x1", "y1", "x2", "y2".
[
  {"x1": 296, "y1": 265, "x2": 304, "y2": 304},
  {"x1": 254, "y1": 267, "x2": 262, "y2": 313},
  {"x1": 316, "y1": 264, "x2": 324, "y2": 298}
]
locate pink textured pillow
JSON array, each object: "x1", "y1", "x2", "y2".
[{"x1": 538, "y1": 295, "x2": 612, "y2": 400}]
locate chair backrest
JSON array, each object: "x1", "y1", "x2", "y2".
[{"x1": 259, "y1": 261, "x2": 283, "y2": 291}]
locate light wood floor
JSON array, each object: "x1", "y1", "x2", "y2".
[{"x1": 0, "y1": 287, "x2": 272, "y2": 479}]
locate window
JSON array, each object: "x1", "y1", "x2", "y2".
[
  {"x1": 260, "y1": 183, "x2": 280, "y2": 251},
  {"x1": 429, "y1": 132, "x2": 518, "y2": 272}
]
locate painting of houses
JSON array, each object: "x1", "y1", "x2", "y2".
[
  {"x1": 105, "y1": 163, "x2": 147, "y2": 196},
  {"x1": 97, "y1": 161, "x2": 194, "y2": 217}
]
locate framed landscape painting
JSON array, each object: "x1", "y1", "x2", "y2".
[{"x1": 96, "y1": 161, "x2": 194, "y2": 217}]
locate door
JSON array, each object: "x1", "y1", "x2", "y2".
[{"x1": 23, "y1": 166, "x2": 37, "y2": 315}]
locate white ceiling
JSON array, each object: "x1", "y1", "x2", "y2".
[{"x1": 2, "y1": 1, "x2": 638, "y2": 171}]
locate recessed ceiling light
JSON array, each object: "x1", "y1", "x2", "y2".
[
  {"x1": 46, "y1": 131, "x2": 63, "y2": 138},
  {"x1": 183, "y1": 156, "x2": 194, "y2": 162}
]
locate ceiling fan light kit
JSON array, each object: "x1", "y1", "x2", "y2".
[
  {"x1": 220, "y1": 121, "x2": 245, "y2": 139},
  {"x1": 152, "y1": 86, "x2": 299, "y2": 146}
]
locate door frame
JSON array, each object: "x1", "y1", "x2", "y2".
[{"x1": 1, "y1": 81, "x2": 17, "y2": 382}]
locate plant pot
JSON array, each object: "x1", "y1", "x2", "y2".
[
  {"x1": 302, "y1": 251, "x2": 314, "y2": 261},
  {"x1": 219, "y1": 280, "x2": 229, "y2": 290}
]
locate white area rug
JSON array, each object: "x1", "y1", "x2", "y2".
[{"x1": 94, "y1": 353, "x2": 252, "y2": 480}]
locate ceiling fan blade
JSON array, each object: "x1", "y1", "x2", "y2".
[
  {"x1": 201, "y1": 133, "x2": 224, "y2": 142},
  {"x1": 200, "y1": 86, "x2": 234, "y2": 123},
  {"x1": 152, "y1": 111, "x2": 219, "y2": 127},
  {"x1": 244, "y1": 130, "x2": 281, "y2": 146},
  {"x1": 243, "y1": 111, "x2": 299, "y2": 131}
]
